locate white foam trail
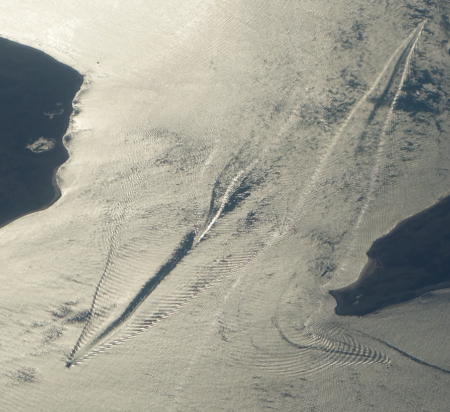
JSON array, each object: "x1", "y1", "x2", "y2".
[
  {"x1": 353, "y1": 21, "x2": 425, "y2": 231},
  {"x1": 286, "y1": 22, "x2": 426, "y2": 229},
  {"x1": 195, "y1": 160, "x2": 258, "y2": 243},
  {"x1": 68, "y1": 21, "x2": 428, "y2": 368}
]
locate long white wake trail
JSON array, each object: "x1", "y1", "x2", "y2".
[
  {"x1": 67, "y1": 22, "x2": 426, "y2": 368},
  {"x1": 287, "y1": 21, "x2": 426, "y2": 231},
  {"x1": 249, "y1": 22, "x2": 427, "y2": 374}
]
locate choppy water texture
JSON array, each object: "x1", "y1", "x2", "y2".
[
  {"x1": 68, "y1": 18, "x2": 423, "y2": 371},
  {"x1": 1, "y1": 1, "x2": 450, "y2": 411}
]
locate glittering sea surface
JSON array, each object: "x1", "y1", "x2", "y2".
[{"x1": 0, "y1": 1, "x2": 449, "y2": 411}]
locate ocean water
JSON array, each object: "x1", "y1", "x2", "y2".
[{"x1": 0, "y1": 1, "x2": 449, "y2": 410}]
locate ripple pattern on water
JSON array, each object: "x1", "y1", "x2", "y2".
[{"x1": 68, "y1": 21, "x2": 428, "y2": 372}]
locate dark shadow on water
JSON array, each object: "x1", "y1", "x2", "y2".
[
  {"x1": 330, "y1": 195, "x2": 450, "y2": 316},
  {"x1": 0, "y1": 37, "x2": 83, "y2": 228},
  {"x1": 66, "y1": 231, "x2": 195, "y2": 367}
]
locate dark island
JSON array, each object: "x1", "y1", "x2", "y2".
[
  {"x1": 0, "y1": 37, "x2": 83, "y2": 228},
  {"x1": 330, "y1": 195, "x2": 450, "y2": 316}
]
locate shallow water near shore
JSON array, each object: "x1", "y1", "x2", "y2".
[{"x1": 0, "y1": 1, "x2": 450, "y2": 411}]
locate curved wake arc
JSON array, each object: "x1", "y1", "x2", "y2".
[
  {"x1": 67, "y1": 21, "x2": 427, "y2": 371},
  {"x1": 67, "y1": 156, "x2": 262, "y2": 366}
]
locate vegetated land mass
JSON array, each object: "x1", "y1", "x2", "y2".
[
  {"x1": 0, "y1": 37, "x2": 83, "y2": 228},
  {"x1": 330, "y1": 195, "x2": 450, "y2": 316}
]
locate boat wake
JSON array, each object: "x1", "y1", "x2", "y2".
[{"x1": 67, "y1": 21, "x2": 426, "y2": 372}]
